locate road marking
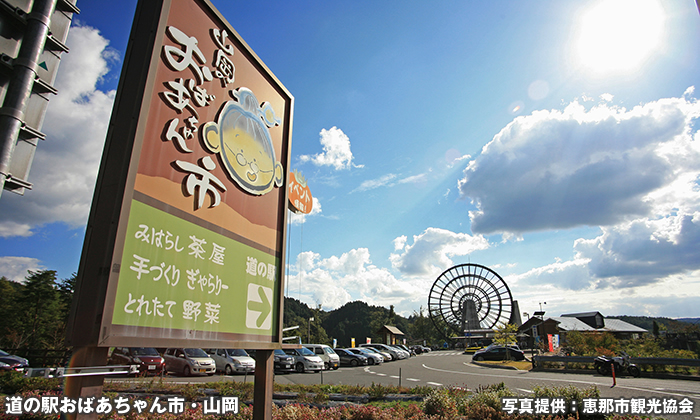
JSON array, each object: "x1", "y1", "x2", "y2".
[
  {"x1": 406, "y1": 378, "x2": 420, "y2": 382},
  {"x1": 375, "y1": 373, "x2": 386, "y2": 377},
  {"x1": 421, "y1": 364, "x2": 700, "y2": 400},
  {"x1": 390, "y1": 375, "x2": 399, "y2": 379},
  {"x1": 517, "y1": 388, "x2": 533, "y2": 393},
  {"x1": 427, "y1": 382, "x2": 443, "y2": 386}
]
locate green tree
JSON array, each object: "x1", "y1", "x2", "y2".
[
  {"x1": 494, "y1": 323, "x2": 518, "y2": 346},
  {"x1": 0, "y1": 277, "x2": 22, "y2": 348},
  {"x1": 18, "y1": 270, "x2": 64, "y2": 349},
  {"x1": 408, "y1": 307, "x2": 443, "y2": 346},
  {"x1": 493, "y1": 323, "x2": 518, "y2": 360},
  {"x1": 565, "y1": 331, "x2": 618, "y2": 356}
]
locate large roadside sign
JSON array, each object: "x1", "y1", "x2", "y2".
[{"x1": 67, "y1": 0, "x2": 292, "y2": 350}]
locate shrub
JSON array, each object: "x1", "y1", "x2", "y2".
[
  {"x1": 421, "y1": 388, "x2": 458, "y2": 419},
  {"x1": 0, "y1": 371, "x2": 62, "y2": 395},
  {"x1": 214, "y1": 381, "x2": 253, "y2": 401},
  {"x1": 466, "y1": 382, "x2": 516, "y2": 412}
]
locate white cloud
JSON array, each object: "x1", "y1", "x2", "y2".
[
  {"x1": 393, "y1": 235, "x2": 407, "y2": 251},
  {"x1": 509, "y1": 258, "x2": 592, "y2": 290},
  {"x1": 299, "y1": 126, "x2": 362, "y2": 170},
  {"x1": 512, "y1": 269, "x2": 700, "y2": 318},
  {"x1": 352, "y1": 174, "x2": 396, "y2": 193},
  {"x1": 574, "y1": 212, "x2": 700, "y2": 288},
  {"x1": 0, "y1": 256, "x2": 45, "y2": 282},
  {"x1": 287, "y1": 248, "x2": 426, "y2": 316},
  {"x1": 390, "y1": 227, "x2": 490, "y2": 277},
  {"x1": 459, "y1": 94, "x2": 700, "y2": 235},
  {"x1": 288, "y1": 197, "x2": 322, "y2": 225},
  {"x1": 0, "y1": 222, "x2": 33, "y2": 238},
  {"x1": 398, "y1": 173, "x2": 428, "y2": 185},
  {"x1": 352, "y1": 172, "x2": 432, "y2": 193},
  {"x1": 509, "y1": 211, "x2": 700, "y2": 292},
  {"x1": 0, "y1": 25, "x2": 116, "y2": 235}
]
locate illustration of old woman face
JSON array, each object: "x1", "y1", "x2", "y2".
[{"x1": 202, "y1": 88, "x2": 283, "y2": 195}]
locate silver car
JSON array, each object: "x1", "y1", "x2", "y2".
[
  {"x1": 347, "y1": 347, "x2": 384, "y2": 365},
  {"x1": 360, "y1": 343, "x2": 401, "y2": 361},
  {"x1": 163, "y1": 348, "x2": 215, "y2": 376},
  {"x1": 205, "y1": 348, "x2": 255, "y2": 375}
]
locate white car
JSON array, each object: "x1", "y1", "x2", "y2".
[
  {"x1": 283, "y1": 347, "x2": 324, "y2": 373},
  {"x1": 303, "y1": 344, "x2": 340, "y2": 370},
  {"x1": 205, "y1": 349, "x2": 255, "y2": 375}
]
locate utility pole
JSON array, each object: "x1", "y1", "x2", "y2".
[{"x1": 0, "y1": 0, "x2": 79, "y2": 197}]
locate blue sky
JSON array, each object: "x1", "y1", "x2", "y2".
[{"x1": 1, "y1": 0, "x2": 700, "y2": 320}]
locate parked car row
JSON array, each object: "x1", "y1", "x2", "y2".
[
  {"x1": 102, "y1": 343, "x2": 426, "y2": 377},
  {"x1": 108, "y1": 347, "x2": 254, "y2": 377}
]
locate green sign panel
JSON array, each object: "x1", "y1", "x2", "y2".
[{"x1": 112, "y1": 200, "x2": 278, "y2": 335}]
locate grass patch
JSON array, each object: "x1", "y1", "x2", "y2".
[{"x1": 477, "y1": 360, "x2": 533, "y2": 370}]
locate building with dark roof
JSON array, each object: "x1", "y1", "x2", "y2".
[
  {"x1": 518, "y1": 311, "x2": 647, "y2": 346},
  {"x1": 378, "y1": 325, "x2": 405, "y2": 345}
]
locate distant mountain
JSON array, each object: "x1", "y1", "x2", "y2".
[
  {"x1": 676, "y1": 318, "x2": 700, "y2": 325},
  {"x1": 608, "y1": 315, "x2": 700, "y2": 333},
  {"x1": 283, "y1": 297, "x2": 413, "y2": 347}
]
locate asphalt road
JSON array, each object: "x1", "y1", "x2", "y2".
[{"x1": 109, "y1": 351, "x2": 700, "y2": 419}]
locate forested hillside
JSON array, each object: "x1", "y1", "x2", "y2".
[
  {"x1": 281, "y1": 298, "x2": 452, "y2": 347},
  {"x1": 608, "y1": 315, "x2": 700, "y2": 333}
]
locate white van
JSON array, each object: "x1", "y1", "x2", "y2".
[{"x1": 303, "y1": 344, "x2": 340, "y2": 370}]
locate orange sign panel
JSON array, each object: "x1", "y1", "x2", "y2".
[{"x1": 288, "y1": 170, "x2": 313, "y2": 214}]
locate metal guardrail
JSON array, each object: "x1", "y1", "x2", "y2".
[
  {"x1": 631, "y1": 357, "x2": 700, "y2": 367},
  {"x1": 532, "y1": 355, "x2": 700, "y2": 369},
  {"x1": 23, "y1": 365, "x2": 139, "y2": 378}
]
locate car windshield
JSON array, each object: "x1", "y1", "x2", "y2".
[
  {"x1": 274, "y1": 349, "x2": 287, "y2": 356},
  {"x1": 299, "y1": 347, "x2": 314, "y2": 356},
  {"x1": 226, "y1": 349, "x2": 249, "y2": 357},
  {"x1": 131, "y1": 347, "x2": 159, "y2": 356},
  {"x1": 184, "y1": 348, "x2": 208, "y2": 357},
  {"x1": 324, "y1": 347, "x2": 336, "y2": 354},
  {"x1": 0, "y1": 350, "x2": 8, "y2": 356}
]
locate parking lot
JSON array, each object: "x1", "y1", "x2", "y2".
[{"x1": 107, "y1": 349, "x2": 700, "y2": 420}]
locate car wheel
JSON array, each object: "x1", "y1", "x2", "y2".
[
  {"x1": 295, "y1": 362, "x2": 305, "y2": 373},
  {"x1": 596, "y1": 364, "x2": 610, "y2": 376},
  {"x1": 183, "y1": 366, "x2": 191, "y2": 377},
  {"x1": 474, "y1": 356, "x2": 484, "y2": 362},
  {"x1": 333, "y1": 365, "x2": 339, "y2": 370},
  {"x1": 368, "y1": 358, "x2": 374, "y2": 365},
  {"x1": 350, "y1": 359, "x2": 359, "y2": 367},
  {"x1": 225, "y1": 365, "x2": 233, "y2": 376},
  {"x1": 628, "y1": 365, "x2": 641, "y2": 378},
  {"x1": 324, "y1": 362, "x2": 330, "y2": 370}
]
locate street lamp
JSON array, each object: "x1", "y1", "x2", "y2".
[{"x1": 308, "y1": 317, "x2": 314, "y2": 343}]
